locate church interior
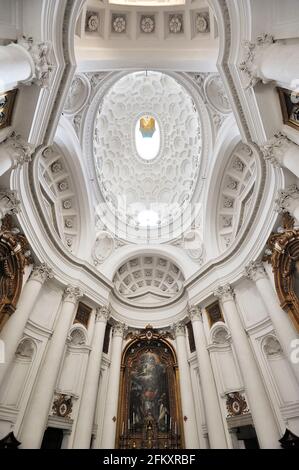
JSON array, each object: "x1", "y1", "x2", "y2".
[{"x1": 0, "y1": 0, "x2": 299, "y2": 450}]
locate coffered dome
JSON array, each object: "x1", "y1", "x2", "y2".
[
  {"x1": 113, "y1": 255, "x2": 184, "y2": 306},
  {"x1": 92, "y1": 70, "x2": 203, "y2": 242}
]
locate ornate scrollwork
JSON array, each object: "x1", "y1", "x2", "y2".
[
  {"x1": 0, "y1": 215, "x2": 32, "y2": 331},
  {"x1": 226, "y1": 392, "x2": 249, "y2": 417},
  {"x1": 52, "y1": 393, "x2": 73, "y2": 419},
  {"x1": 265, "y1": 213, "x2": 299, "y2": 331}
]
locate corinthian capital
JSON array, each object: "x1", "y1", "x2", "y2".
[
  {"x1": 260, "y1": 132, "x2": 292, "y2": 167},
  {"x1": 96, "y1": 305, "x2": 110, "y2": 322},
  {"x1": 188, "y1": 305, "x2": 202, "y2": 322},
  {"x1": 17, "y1": 36, "x2": 53, "y2": 88},
  {"x1": 275, "y1": 185, "x2": 299, "y2": 215},
  {"x1": 30, "y1": 263, "x2": 53, "y2": 283},
  {"x1": 244, "y1": 260, "x2": 267, "y2": 282},
  {"x1": 214, "y1": 284, "x2": 234, "y2": 302},
  {"x1": 1, "y1": 133, "x2": 35, "y2": 168},
  {"x1": 112, "y1": 321, "x2": 127, "y2": 338},
  {"x1": 173, "y1": 322, "x2": 186, "y2": 337},
  {"x1": 63, "y1": 285, "x2": 83, "y2": 304},
  {"x1": 239, "y1": 33, "x2": 274, "y2": 89},
  {"x1": 0, "y1": 189, "x2": 20, "y2": 221}
]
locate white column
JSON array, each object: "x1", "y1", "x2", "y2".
[
  {"x1": 19, "y1": 285, "x2": 83, "y2": 449},
  {"x1": 275, "y1": 185, "x2": 299, "y2": 224},
  {"x1": 245, "y1": 261, "x2": 299, "y2": 382},
  {"x1": 214, "y1": 285, "x2": 281, "y2": 449},
  {"x1": 261, "y1": 133, "x2": 299, "y2": 178},
  {"x1": 0, "y1": 263, "x2": 53, "y2": 385},
  {"x1": 174, "y1": 322, "x2": 200, "y2": 449},
  {"x1": 0, "y1": 37, "x2": 52, "y2": 93},
  {"x1": 101, "y1": 322, "x2": 125, "y2": 449},
  {"x1": 239, "y1": 33, "x2": 299, "y2": 88},
  {"x1": 73, "y1": 306, "x2": 110, "y2": 449},
  {"x1": 0, "y1": 133, "x2": 34, "y2": 176},
  {"x1": 188, "y1": 306, "x2": 227, "y2": 448}
]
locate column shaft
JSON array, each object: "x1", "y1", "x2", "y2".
[
  {"x1": 19, "y1": 286, "x2": 82, "y2": 448},
  {"x1": 0, "y1": 264, "x2": 52, "y2": 385},
  {"x1": 101, "y1": 323, "x2": 124, "y2": 449},
  {"x1": 73, "y1": 307, "x2": 109, "y2": 448},
  {"x1": 189, "y1": 307, "x2": 227, "y2": 448},
  {"x1": 175, "y1": 323, "x2": 200, "y2": 449},
  {"x1": 215, "y1": 285, "x2": 281, "y2": 449}
]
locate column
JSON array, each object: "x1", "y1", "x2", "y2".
[
  {"x1": 245, "y1": 261, "x2": 299, "y2": 382},
  {"x1": 261, "y1": 133, "x2": 299, "y2": 178},
  {"x1": 0, "y1": 263, "x2": 53, "y2": 385},
  {"x1": 73, "y1": 306, "x2": 110, "y2": 449},
  {"x1": 19, "y1": 285, "x2": 83, "y2": 448},
  {"x1": 174, "y1": 322, "x2": 200, "y2": 449},
  {"x1": 0, "y1": 133, "x2": 34, "y2": 176},
  {"x1": 239, "y1": 33, "x2": 299, "y2": 88},
  {"x1": 188, "y1": 306, "x2": 227, "y2": 448},
  {"x1": 0, "y1": 37, "x2": 52, "y2": 93},
  {"x1": 275, "y1": 185, "x2": 299, "y2": 224},
  {"x1": 214, "y1": 285, "x2": 281, "y2": 449},
  {"x1": 101, "y1": 322, "x2": 125, "y2": 449}
]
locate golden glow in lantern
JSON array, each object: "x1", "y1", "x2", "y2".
[{"x1": 140, "y1": 115, "x2": 156, "y2": 138}]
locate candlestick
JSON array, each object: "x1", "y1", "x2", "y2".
[
  {"x1": 128, "y1": 418, "x2": 130, "y2": 430},
  {"x1": 122, "y1": 421, "x2": 124, "y2": 435}
]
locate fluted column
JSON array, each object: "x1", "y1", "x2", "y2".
[
  {"x1": 0, "y1": 37, "x2": 52, "y2": 93},
  {"x1": 214, "y1": 285, "x2": 281, "y2": 448},
  {"x1": 101, "y1": 322, "x2": 126, "y2": 449},
  {"x1": 275, "y1": 185, "x2": 299, "y2": 224},
  {"x1": 0, "y1": 263, "x2": 53, "y2": 385},
  {"x1": 239, "y1": 33, "x2": 299, "y2": 89},
  {"x1": 19, "y1": 285, "x2": 83, "y2": 448},
  {"x1": 245, "y1": 261, "x2": 299, "y2": 382},
  {"x1": 174, "y1": 322, "x2": 200, "y2": 449},
  {"x1": 188, "y1": 306, "x2": 227, "y2": 448},
  {"x1": 73, "y1": 306, "x2": 110, "y2": 449},
  {"x1": 260, "y1": 133, "x2": 299, "y2": 178}
]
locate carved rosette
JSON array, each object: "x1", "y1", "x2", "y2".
[
  {"x1": 173, "y1": 321, "x2": 186, "y2": 337},
  {"x1": 30, "y1": 263, "x2": 53, "y2": 284},
  {"x1": 63, "y1": 285, "x2": 83, "y2": 304},
  {"x1": 112, "y1": 321, "x2": 127, "y2": 338},
  {"x1": 188, "y1": 305, "x2": 202, "y2": 322},
  {"x1": 244, "y1": 260, "x2": 267, "y2": 282},
  {"x1": 226, "y1": 392, "x2": 249, "y2": 417},
  {"x1": 17, "y1": 36, "x2": 52, "y2": 88},
  {"x1": 214, "y1": 284, "x2": 235, "y2": 303},
  {"x1": 96, "y1": 305, "x2": 110, "y2": 322},
  {"x1": 260, "y1": 132, "x2": 292, "y2": 167},
  {"x1": 239, "y1": 33, "x2": 274, "y2": 89}
]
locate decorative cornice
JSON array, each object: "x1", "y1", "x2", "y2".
[
  {"x1": 275, "y1": 185, "x2": 299, "y2": 215},
  {"x1": 173, "y1": 321, "x2": 186, "y2": 337},
  {"x1": 0, "y1": 190, "x2": 20, "y2": 220},
  {"x1": 112, "y1": 321, "x2": 127, "y2": 338},
  {"x1": 17, "y1": 36, "x2": 53, "y2": 88},
  {"x1": 260, "y1": 132, "x2": 292, "y2": 167},
  {"x1": 239, "y1": 33, "x2": 274, "y2": 89},
  {"x1": 244, "y1": 260, "x2": 267, "y2": 282},
  {"x1": 30, "y1": 263, "x2": 53, "y2": 284},
  {"x1": 2, "y1": 133, "x2": 35, "y2": 168},
  {"x1": 63, "y1": 285, "x2": 83, "y2": 304},
  {"x1": 96, "y1": 305, "x2": 110, "y2": 322},
  {"x1": 188, "y1": 304, "x2": 202, "y2": 322},
  {"x1": 213, "y1": 284, "x2": 234, "y2": 302}
]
